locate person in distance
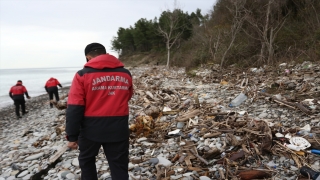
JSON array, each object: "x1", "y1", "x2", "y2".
[
  {"x1": 9, "y1": 80, "x2": 31, "y2": 119},
  {"x1": 45, "y1": 77, "x2": 62, "y2": 108}
]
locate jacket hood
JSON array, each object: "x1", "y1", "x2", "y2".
[{"x1": 84, "y1": 54, "x2": 124, "y2": 69}]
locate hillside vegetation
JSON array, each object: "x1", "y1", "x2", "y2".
[{"x1": 112, "y1": 0, "x2": 320, "y2": 70}]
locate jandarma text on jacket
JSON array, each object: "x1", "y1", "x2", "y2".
[{"x1": 92, "y1": 75, "x2": 129, "y2": 85}]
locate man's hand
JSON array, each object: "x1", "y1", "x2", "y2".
[
  {"x1": 27, "y1": 96, "x2": 31, "y2": 99},
  {"x1": 67, "y1": 141, "x2": 78, "y2": 150}
]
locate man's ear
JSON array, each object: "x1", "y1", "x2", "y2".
[{"x1": 86, "y1": 55, "x2": 92, "y2": 62}]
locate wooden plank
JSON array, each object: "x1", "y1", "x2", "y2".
[{"x1": 49, "y1": 145, "x2": 69, "y2": 164}]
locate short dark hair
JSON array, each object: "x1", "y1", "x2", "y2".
[{"x1": 86, "y1": 48, "x2": 106, "y2": 58}]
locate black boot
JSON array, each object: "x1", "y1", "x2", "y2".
[{"x1": 22, "y1": 110, "x2": 28, "y2": 115}]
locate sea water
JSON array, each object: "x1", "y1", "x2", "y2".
[{"x1": 0, "y1": 67, "x2": 81, "y2": 108}]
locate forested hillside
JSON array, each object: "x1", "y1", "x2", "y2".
[{"x1": 111, "y1": 0, "x2": 320, "y2": 69}]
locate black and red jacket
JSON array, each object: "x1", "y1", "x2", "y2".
[
  {"x1": 66, "y1": 54, "x2": 133, "y2": 142},
  {"x1": 9, "y1": 82, "x2": 29, "y2": 100},
  {"x1": 45, "y1": 77, "x2": 62, "y2": 92}
]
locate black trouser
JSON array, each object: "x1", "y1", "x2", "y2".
[
  {"x1": 48, "y1": 89, "x2": 59, "y2": 107},
  {"x1": 13, "y1": 99, "x2": 26, "y2": 116},
  {"x1": 78, "y1": 136, "x2": 129, "y2": 180}
]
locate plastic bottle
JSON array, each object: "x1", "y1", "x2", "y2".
[
  {"x1": 229, "y1": 93, "x2": 247, "y2": 107},
  {"x1": 188, "y1": 128, "x2": 199, "y2": 137},
  {"x1": 178, "y1": 153, "x2": 187, "y2": 163},
  {"x1": 296, "y1": 131, "x2": 319, "y2": 138},
  {"x1": 300, "y1": 166, "x2": 320, "y2": 180},
  {"x1": 309, "y1": 133, "x2": 319, "y2": 138},
  {"x1": 296, "y1": 130, "x2": 310, "y2": 136},
  {"x1": 307, "y1": 149, "x2": 320, "y2": 155},
  {"x1": 284, "y1": 143, "x2": 301, "y2": 151}
]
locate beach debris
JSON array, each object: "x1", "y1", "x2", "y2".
[
  {"x1": 50, "y1": 94, "x2": 68, "y2": 110},
  {"x1": 129, "y1": 115, "x2": 154, "y2": 137},
  {"x1": 1, "y1": 61, "x2": 320, "y2": 179}
]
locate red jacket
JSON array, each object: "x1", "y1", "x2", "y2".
[
  {"x1": 45, "y1": 78, "x2": 62, "y2": 92},
  {"x1": 66, "y1": 54, "x2": 133, "y2": 142},
  {"x1": 45, "y1": 77, "x2": 61, "y2": 87},
  {"x1": 9, "y1": 82, "x2": 29, "y2": 100}
]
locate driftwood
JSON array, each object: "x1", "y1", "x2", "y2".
[
  {"x1": 155, "y1": 164, "x2": 172, "y2": 180},
  {"x1": 237, "y1": 170, "x2": 271, "y2": 180},
  {"x1": 203, "y1": 147, "x2": 220, "y2": 159},
  {"x1": 306, "y1": 138, "x2": 320, "y2": 149},
  {"x1": 207, "y1": 112, "x2": 229, "y2": 116},
  {"x1": 145, "y1": 106, "x2": 161, "y2": 119},
  {"x1": 259, "y1": 92, "x2": 312, "y2": 115},
  {"x1": 218, "y1": 168, "x2": 226, "y2": 179},
  {"x1": 226, "y1": 133, "x2": 241, "y2": 146},
  {"x1": 49, "y1": 145, "x2": 69, "y2": 164},
  {"x1": 175, "y1": 109, "x2": 201, "y2": 122},
  {"x1": 55, "y1": 125, "x2": 65, "y2": 135},
  {"x1": 203, "y1": 132, "x2": 222, "y2": 138},
  {"x1": 189, "y1": 149, "x2": 209, "y2": 165},
  {"x1": 51, "y1": 100, "x2": 67, "y2": 110}
]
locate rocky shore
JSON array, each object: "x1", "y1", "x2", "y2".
[
  {"x1": 0, "y1": 62, "x2": 320, "y2": 180},
  {"x1": 0, "y1": 87, "x2": 70, "y2": 180}
]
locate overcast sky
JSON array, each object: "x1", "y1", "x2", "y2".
[{"x1": 0, "y1": 0, "x2": 217, "y2": 69}]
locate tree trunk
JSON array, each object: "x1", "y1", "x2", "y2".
[
  {"x1": 259, "y1": 43, "x2": 266, "y2": 64},
  {"x1": 212, "y1": 31, "x2": 221, "y2": 62},
  {"x1": 220, "y1": 37, "x2": 235, "y2": 68},
  {"x1": 260, "y1": 0, "x2": 271, "y2": 64},
  {"x1": 220, "y1": 0, "x2": 245, "y2": 69},
  {"x1": 268, "y1": 27, "x2": 274, "y2": 64},
  {"x1": 167, "y1": 41, "x2": 170, "y2": 67},
  {"x1": 209, "y1": 35, "x2": 214, "y2": 60}
]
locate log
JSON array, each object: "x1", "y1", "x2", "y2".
[
  {"x1": 176, "y1": 109, "x2": 201, "y2": 122},
  {"x1": 49, "y1": 145, "x2": 69, "y2": 164},
  {"x1": 207, "y1": 112, "x2": 229, "y2": 116},
  {"x1": 203, "y1": 132, "x2": 222, "y2": 138},
  {"x1": 237, "y1": 170, "x2": 271, "y2": 180},
  {"x1": 203, "y1": 147, "x2": 220, "y2": 159},
  {"x1": 259, "y1": 92, "x2": 312, "y2": 115}
]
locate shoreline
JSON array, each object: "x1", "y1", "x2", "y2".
[
  {"x1": 0, "y1": 86, "x2": 70, "y2": 121},
  {"x1": 0, "y1": 84, "x2": 72, "y2": 109}
]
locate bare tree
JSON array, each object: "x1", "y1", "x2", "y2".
[
  {"x1": 191, "y1": 14, "x2": 221, "y2": 63},
  {"x1": 210, "y1": 30, "x2": 221, "y2": 62},
  {"x1": 220, "y1": 0, "x2": 247, "y2": 69},
  {"x1": 245, "y1": 0, "x2": 289, "y2": 65},
  {"x1": 158, "y1": 0, "x2": 185, "y2": 67},
  {"x1": 203, "y1": 28, "x2": 222, "y2": 63}
]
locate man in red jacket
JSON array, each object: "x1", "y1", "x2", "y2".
[
  {"x1": 66, "y1": 43, "x2": 133, "y2": 180},
  {"x1": 9, "y1": 80, "x2": 31, "y2": 119},
  {"x1": 45, "y1": 77, "x2": 62, "y2": 108}
]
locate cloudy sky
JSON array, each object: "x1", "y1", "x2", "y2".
[{"x1": 0, "y1": 0, "x2": 217, "y2": 69}]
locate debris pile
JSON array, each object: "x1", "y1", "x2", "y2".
[{"x1": 0, "y1": 61, "x2": 319, "y2": 180}]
